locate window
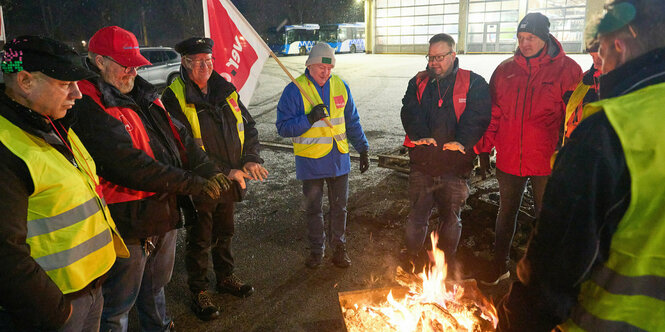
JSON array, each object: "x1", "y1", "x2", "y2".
[{"x1": 375, "y1": 0, "x2": 460, "y2": 46}]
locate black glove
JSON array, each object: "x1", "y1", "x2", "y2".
[
  {"x1": 201, "y1": 173, "x2": 232, "y2": 199},
  {"x1": 479, "y1": 152, "x2": 490, "y2": 179},
  {"x1": 307, "y1": 104, "x2": 328, "y2": 125},
  {"x1": 359, "y1": 151, "x2": 370, "y2": 173}
]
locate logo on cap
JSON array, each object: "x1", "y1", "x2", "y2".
[{"x1": 322, "y1": 57, "x2": 332, "y2": 64}]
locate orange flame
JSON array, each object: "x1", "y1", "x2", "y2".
[{"x1": 343, "y1": 233, "x2": 498, "y2": 331}]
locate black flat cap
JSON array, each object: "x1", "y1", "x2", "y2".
[
  {"x1": 174, "y1": 37, "x2": 214, "y2": 55},
  {"x1": 2, "y1": 35, "x2": 96, "y2": 81}
]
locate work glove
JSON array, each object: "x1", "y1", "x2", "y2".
[
  {"x1": 359, "y1": 151, "x2": 370, "y2": 173},
  {"x1": 479, "y1": 152, "x2": 490, "y2": 179},
  {"x1": 201, "y1": 173, "x2": 233, "y2": 199},
  {"x1": 307, "y1": 104, "x2": 328, "y2": 125}
]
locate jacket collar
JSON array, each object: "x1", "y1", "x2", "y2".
[{"x1": 599, "y1": 47, "x2": 665, "y2": 99}]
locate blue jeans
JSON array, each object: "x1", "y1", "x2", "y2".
[
  {"x1": 302, "y1": 174, "x2": 349, "y2": 254},
  {"x1": 405, "y1": 170, "x2": 470, "y2": 259},
  {"x1": 100, "y1": 229, "x2": 177, "y2": 332},
  {"x1": 0, "y1": 280, "x2": 103, "y2": 332}
]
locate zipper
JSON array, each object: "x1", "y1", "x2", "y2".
[
  {"x1": 528, "y1": 86, "x2": 535, "y2": 118},
  {"x1": 519, "y1": 63, "x2": 532, "y2": 176},
  {"x1": 514, "y1": 88, "x2": 520, "y2": 119}
]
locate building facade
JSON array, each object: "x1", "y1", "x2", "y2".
[{"x1": 364, "y1": 0, "x2": 605, "y2": 54}]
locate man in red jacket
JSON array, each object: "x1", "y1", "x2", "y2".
[{"x1": 477, "y1": 13, "x2": 582, "y2": 285}]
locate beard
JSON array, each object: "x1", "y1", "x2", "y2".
[{"x1": 101, "y1": 70, "x2": 136, "y2": 94}]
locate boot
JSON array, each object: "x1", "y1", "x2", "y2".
[
  {"x1": 191, "y1": 291, "x2": 220, "y2": 321},
  {"x1": 332, "y1": 245, "x2": 351, "y2": 268},
  {"x1": 217, "y1": 274, "x2": 254, "y2": 298}
]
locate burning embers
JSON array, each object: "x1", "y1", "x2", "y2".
[{"x1": 339, "y1": 234, "x2": 497, "y2": 331}]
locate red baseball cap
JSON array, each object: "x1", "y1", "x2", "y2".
[{"x1": 88, "y1": 26, "x2": 151, "y2": 67}]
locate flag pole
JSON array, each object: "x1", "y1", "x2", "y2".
[{"x1": 219, "y1": 0, "x2": 334, "y2": 128}]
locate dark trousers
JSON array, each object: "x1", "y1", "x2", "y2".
[
  {"x1": 494, "y1": 168, "x2": 548, "y2": 268},
  {"x1": 185, "y1": 198, "x2": 235, "y2": 293},
  {"x1": 0, "y1": 279, "x2": 103, "y2": 332},
  {"x1": 302, "y1": 174, "x2": 349, "y2": 255},
  {"x1": 405, "y1": 170, "x2": 470, "y2": 260}
]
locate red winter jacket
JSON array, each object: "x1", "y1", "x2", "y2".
[{"x1": 477, "y1": 35, "x2": 582, "y2": 176}]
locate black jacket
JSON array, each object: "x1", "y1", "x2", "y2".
[
  {"x1": 497, "y1": 47, "x2": 665, "y2": 331},
  {"x1": 400, "y1": 58, "x2": 491, "y2": 178},
  {"x1": 0, "y1": 91, "x2": 75, "y2": 329},
  {"x1": 162, "y1": 68, "x2": 263, "y2": 177},
  {"x1": 72, "y1": 63, "x2": 218, "y2": 239}
]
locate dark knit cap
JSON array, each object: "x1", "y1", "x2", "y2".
[
  {"x1": 518, "y1": 13, "x2": 550, "y2": 42},
  {"x1": 174, "y1": 37, "x2": 214, "y2": 55}
]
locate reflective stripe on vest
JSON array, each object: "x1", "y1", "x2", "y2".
[
  {"x1": 0, "y1": 114, "x2": 129, "y2": 294},
  {"x1": 560, "y1": 82, "x2": 665, "y2": 332},
  {"x1": 168, "y1": 76, "x2": 245, "y2": 153},
  {"x1": 292, "y1": 74, "x2": 349, "y2": 159},
  {"x1": 563, "y1": 80, "x2": 591, "y2": 143},
  {"x1": 403, "y1": 69, "x2": 470, "y2": 147}
]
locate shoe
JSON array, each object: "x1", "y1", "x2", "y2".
[
  {"x1": 167, "y1": 320, "x2": 176, "y2": 332},
  {"x1": 332, "y1": 245, "x2": 351, "y2": 268},
  {"x1": 478, "y1": 265, "x2": 510, "y2": 286},
  {"x1": 305, "y1": 252, "x2": 324, "y2": 269},
  {"x1": 217, "y1": 274, "x2": 254, "y2": 298},
  {"x1": 191, "y1": 291, "x2": 220, "y2": 321}
]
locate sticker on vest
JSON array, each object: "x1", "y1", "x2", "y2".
[
  {"x1": 119, "y1": 114, "x2": 134, "y2": 132},
  {"x1": 228, "y1": 98, "x2": 241, "y2": 113},
  {"x1": 334, "y1": 95, "x2": 345, "y2": 109}
]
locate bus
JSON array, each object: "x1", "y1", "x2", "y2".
[
  {"x1": 271, "y1": 24, "x2": 319, "y2": 55},
  {"x1": 319, "y1": 23, "x2": 365, "y2": 53}
]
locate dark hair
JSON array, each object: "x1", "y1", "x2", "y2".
[{"x1": 429, "y1": 33, "x2": 456, "y2": 50}]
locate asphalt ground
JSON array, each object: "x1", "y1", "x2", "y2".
[{"x1": 131, "y1": 53, "x2": 592, "y2": 331}]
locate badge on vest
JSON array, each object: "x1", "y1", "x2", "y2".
[
  {"x1": 119, "y1": 114, "x2": 134, "y2": 132},
  {"x1": 228, "y1": 98, "x2": 241, "y2": 113},
  {"x1": 334, "y1": 95, "x2": 345, "y2": 109}
]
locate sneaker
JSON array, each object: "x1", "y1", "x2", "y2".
[
  {"x1": 305, "y1": 252, "x2": 324, "y2": 269},
  {"x1": 191, "y1": 291, "x2": 220, "y2": 321},
  {"x1": 217, "y1": 274, "x2": 254, "y2": 298},
  {"x1": 478, "y1": 266, "x2": 510, "y2": 286},
  {"x1": 332, "y1": 245, "x2": 351, "y2": 268}
]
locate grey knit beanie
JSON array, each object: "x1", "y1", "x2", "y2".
[
  {"x1": 305, "y1": 43, "x2": 336, "y2": 67},
  {"x1": 518, "y1": 13, "x2": 550, "y2": 42}
]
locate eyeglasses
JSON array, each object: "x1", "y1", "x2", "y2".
[
  {"x1": 103, "y1": 56, "x2": 140, "y2": 74},
  {"x1": 425, "y1": 51, "x2": 454, "y2": 62},
  {"x1": 185, "y1": 57, "x2": 215, "y2": 67}
]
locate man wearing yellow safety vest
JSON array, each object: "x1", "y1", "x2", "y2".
[
  {"x1": 497, "y1": 1, "x2": 665, "y2": 330},
  {"x1": 561, "y1": 42, "x2": 603, "y2": 144},
  {"x1": 277, "y1": 43, "x2": 370, "y2": 269},
  {"x1": 162, "y1": 37, "x2": 268, "y2": 321},
  {"x1": 0, "y1": 36, "x2": 128, "y2": 331}
]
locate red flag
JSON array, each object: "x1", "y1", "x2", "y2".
[{"x1": 203, "y1": 0, "x2": 269, "y2": 105}]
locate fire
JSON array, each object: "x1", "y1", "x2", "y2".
[{"x1": 341, "y1": 233, "x2": 498, "y2": 331}]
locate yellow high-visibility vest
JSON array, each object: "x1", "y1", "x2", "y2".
[
  {"x1": 169, "y1": 76, "x2": 245, "y2": 153},
  {"x1": 0, "y1": 114, "x2": 128, "y2": 294},
  {"x1": 292, "y1": 74, "x2": 348, "y2": 158},
  {"x1": 560, "y1": 82, "x2": 665, "y2": 331}
]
